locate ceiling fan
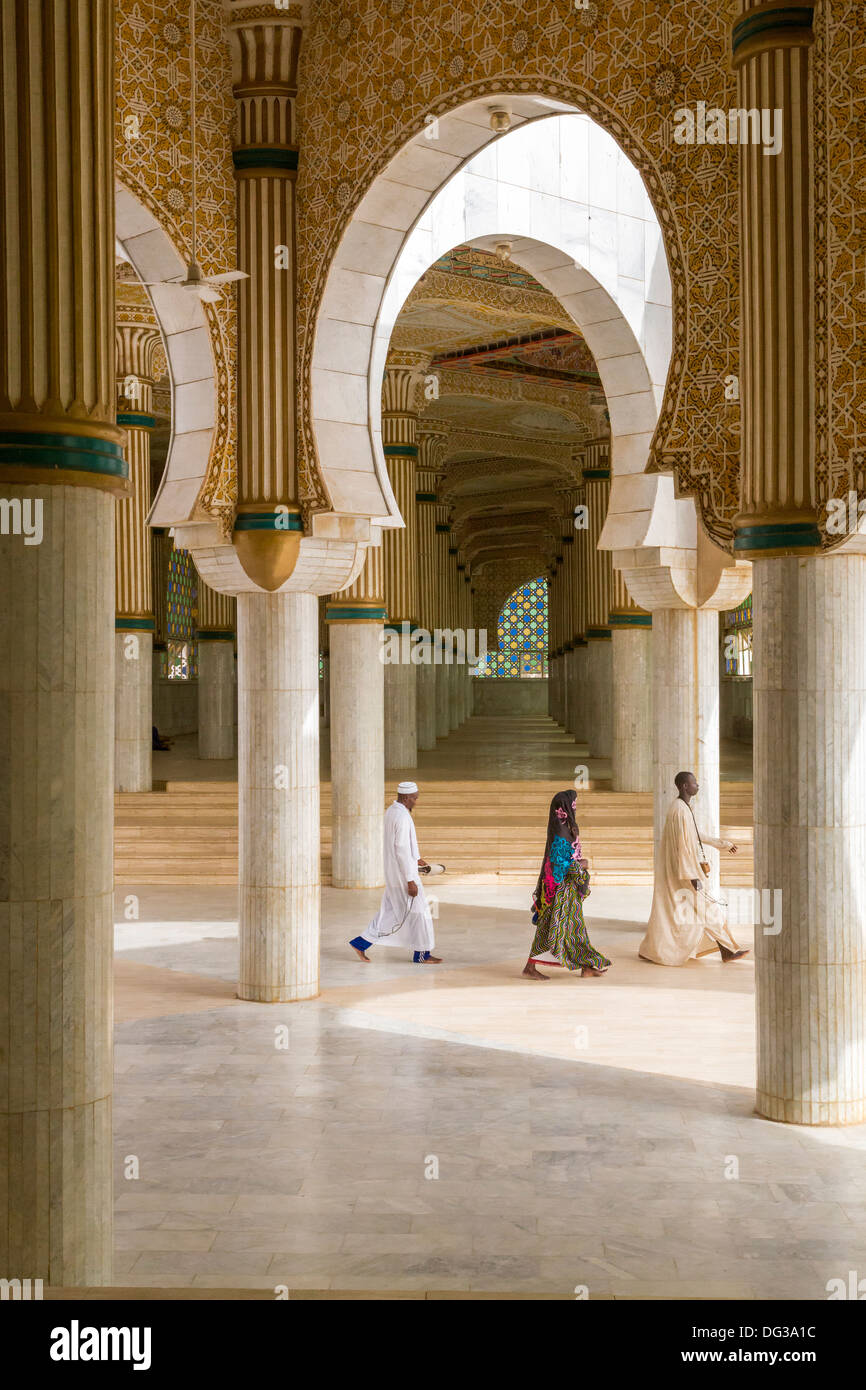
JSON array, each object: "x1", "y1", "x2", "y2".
[{"x1": 143, "y1": 0, "x2": 247, "y2": 304}]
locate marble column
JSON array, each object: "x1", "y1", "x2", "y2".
[
  {"x1": 447, "y1": 654, "x2": 461, "y2": 729},
  {"x1": 610, "y1": 562, "x2": 653, "y2": 791},
  {"x1": 435, "y1": 650, "x2": 450, "y2": 738},
  {"x1": 382, "y1": 362, "x2": 422, "y2": 767},
  {"x1": 651, "y1": 609, "x2": 720, "y2": 883},
  {"x1": 731, "y1": 4, "x2": 864, "y2": 1122},
  {"x1": 237, "y1": 592, "x2": 319, "y2": 1002},
  {"x1": 584, "y1": 449, "x2": 614, "y2": 759},
  {"x1": 416, "y1": 439, "x2": 442, "y2": 750},
  {"x1": 327, "y1": 547, "x2": 385, "y2": 888},
  {"x1": 586, "y1": 637, "x2": 613, "y2": 759},
  {"x1": 151, "y1": 528, "x2": 171, "y2": 733},
  {"x1": 570, "y1": 476, "x2": 590, "y2": 741},
  {"x1": 753, "y1": 556, "x2": 866, "y2": 1125},
  {"x1": 197, "y1": 581, "x2": 236, "y2": 760},
  {"x1": 548, "y1": 652, "x2": 559, "y2": 723},
  {"x1": 0, "y1": 0, "x2": 123, "y2": 1286},
  {"x1": 561, "y1": 646, "x2": 572, "y2": 735},
  {"x1": 610, "y1": 623, "x2": 653, "y2": 792},
  {"x1": 320, "y1": 653, "x2": 330, "y2": 727},
  {"x1": 115, "y1": 324, "x2": 160, "y2": 791},
  {"x1": 434, "y1": 503, "x2": 452, "y2": 739},
  {"x1": 565, "y1": 646, "x2": 582, "y2": 741}
]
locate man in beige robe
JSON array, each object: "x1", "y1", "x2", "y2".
[{"x1": 639, "y1": 771, "x2": 749, "y2": 966}]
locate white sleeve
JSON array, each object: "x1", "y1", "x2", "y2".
[
  {"x1": 393, "y1": 810, "x2": 419, "y2": 884},
  {"x1": 701, "y1": 831, "x2": 733, "y2": 851}
]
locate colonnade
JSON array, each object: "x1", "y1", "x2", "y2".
[{"x1": 547, "y1": 441, "x2": 653, "y2": 793}]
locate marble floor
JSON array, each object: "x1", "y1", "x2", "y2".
[{"x1": 113, "y1": 878, "x2": 866, "y2": 1298}]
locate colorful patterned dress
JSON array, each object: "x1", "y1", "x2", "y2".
[{"x1": 529, "y1": 833, "x2": 611, "y2": 972}]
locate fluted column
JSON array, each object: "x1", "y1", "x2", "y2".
[
  {"x1": 228, "y1": 3, "x2": 303, "y2": 585},
  {"x1": 115, "y1": 324, "x2": 160, "y2": 790},
  {"x1": 446, "y1": 541, "x2": 462, "y2": 729},
  {"x1": 434, "y1": 503, "x2": 452, "y2": 739},
  {"x1": 0, "y1": 0, "x2": 125, "y2": 1286},
  {"x1": 228, "y1": 7, "x2": 319, "y2": 1001},
  {"x1": 197, "y1": 581, "x2": 236, "y2": 760},
  {"x1": 327, "y1": 546, "x2": 385, "y2": 888},
  {"x1": 731, "y1": 5, "x2": 865, "y2": 1123},
  {"x1": 151, "y1": 528, "x2": 171, "y2": 731},
  {"x1": 382, "y1": 362, "x2": 421, "y2": 768},
  {"x1": 584, "y1": 450, "x2": 614, "y2": 759},
  {"x1": 547, "y1": 564, "x2": 559, "y2": 722},
  {"x1": 753, "y1": 556, "x2": 866, "y2": 1124},
  {"x1": 732, "y1": 0, "x2": 818, "y2": 563},
  {"x1": 415, "y1": 437, "x2": 442, "y2": 750},
  {"x1": 610, "y1": 566, "x2": 653, "y2": 793},
  {"x1": 651, "y1": 609, "x2": 720, "y2": 889},
  {"x1": 571, "y1": 473, "x2": 590, "y2": 742},
  {"x1": 237, "y1": 592, "x2": 319, "y2": 1001},
  {"x1": 558, "y1": 489, "x2": 578, "y2": 737}
]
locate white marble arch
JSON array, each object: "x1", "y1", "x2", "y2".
[
  {"x1": 310, "y1": 100, "x2": 695, "y2": 555},
  {"x1": 115, "y1": 179, "x2": 217, "y2": 529}
]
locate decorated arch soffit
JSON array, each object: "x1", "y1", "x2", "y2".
[
  {"x1": 115, "y1": 0, "x2": 237, "y2": 537},
  {"x1": 296, "y1": 0, "x2": 741, "y2": 549}
]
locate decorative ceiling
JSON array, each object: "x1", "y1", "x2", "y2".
[{"x1": 390, "y1": 244, "x2": 604, "y2": 576}]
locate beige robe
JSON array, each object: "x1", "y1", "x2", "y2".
[{"x1": 639, "y1": 798, "x2": 734, "y2": 966}]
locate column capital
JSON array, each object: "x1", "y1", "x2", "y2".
[
  {"x1": 731, "y1": 2, "x2": 814, "y2": 68},
  {"x1": 226, "y1": 1, "x2": 305, "y2": 160}
]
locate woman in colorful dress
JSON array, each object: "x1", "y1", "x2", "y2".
[{"x1": 523, "y1": 789, "x2": 611, "y2": 980}]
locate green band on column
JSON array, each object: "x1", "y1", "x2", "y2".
[
  {"x1": 0, "y1": 431, "x2": 128, "y2": 478},
  {"x1": 116, "y1": 413, "x2": 156, "y2": 429},
  {"x1": 435, "y1": 523, "x2": 450, "y2": 533},
  {"x1": 608, "y1": 612, "x2": 652, "y2": 628},
  {"x1": 115, "y1": 616, "x2": 155, "y2": 631},
  {"x1": 586, "y1": 626, "x2": 612, "y2": 640},
  {"x1": 416, "y1": 492, "x2": 437, "y2": 502},
  {"x1": 232, "y1": 147, "x2": 299, "y2": 171},
  {"x1": 384, "y1": 621, "x2": 419, "y2": 633},
  {"x1": 383, "y1": 444, "x2": 419, "y2": 458},
  {"x1": 583, "y1": 467, "x2": 610, "y2": 480},
  {"x1": 326, "y1": 605, "x2": 386, "y2": 622},
  {"x1": 234, "y1": 510, "x2": 303, "y2": 532},
  {"x1": 733, "y1": 521, "x2": 821, "y2": 553},
  {"x1": 448, "y1": 547, "x2": 458, "y2": 556},
  {"x1": 196, "y1": 629, "x2": 236, "y2": 641},
  {"x1": 732, "y1": 6, "x2": 813, "y2": 55}
]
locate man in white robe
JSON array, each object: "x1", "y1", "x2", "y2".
[
  {"x1": 639, "y1": 770, "x2": 748, "y2": 966},
  {"x1": 348, "y1": 782, "x2": 441, "y2": 964}
]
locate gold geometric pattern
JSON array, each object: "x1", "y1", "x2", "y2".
[
  {"x1": 115, "y1": 0, "x2": 237, "y2": 528},
  {"x1": 296, "y1": 0, "x2": 742, "y2": 546}
]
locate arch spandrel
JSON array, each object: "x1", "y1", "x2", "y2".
[
  {"x1": 298, "y1": 5, "x2": 742, "y2": 546},
  {"x1": 114, "y1": 180, "x2": 229, "y2": 534}
]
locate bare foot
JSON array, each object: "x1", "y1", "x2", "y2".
[
  {"x1": 580, "y1": 966, "x2": 608, "y2": 977},
  {"x1": 417, "y1": 954, "x2": 443, "y2": 964},
  {"x1": 522, "y1": 963, "x2": 549, "y2": 979},
  {"x1": 350, "y1": 945, "x2": 370, "y2": 962}
]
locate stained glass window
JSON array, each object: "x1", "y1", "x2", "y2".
[
  {"x1": 166, "y1": 545, "x2": 198, "y2": 680},
  {"x1": 722, "y1": 593, "x2": 753, "y2": 676},
  {"x1": 474, "y1": 577, "x2": 549, "y2": 679}
]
